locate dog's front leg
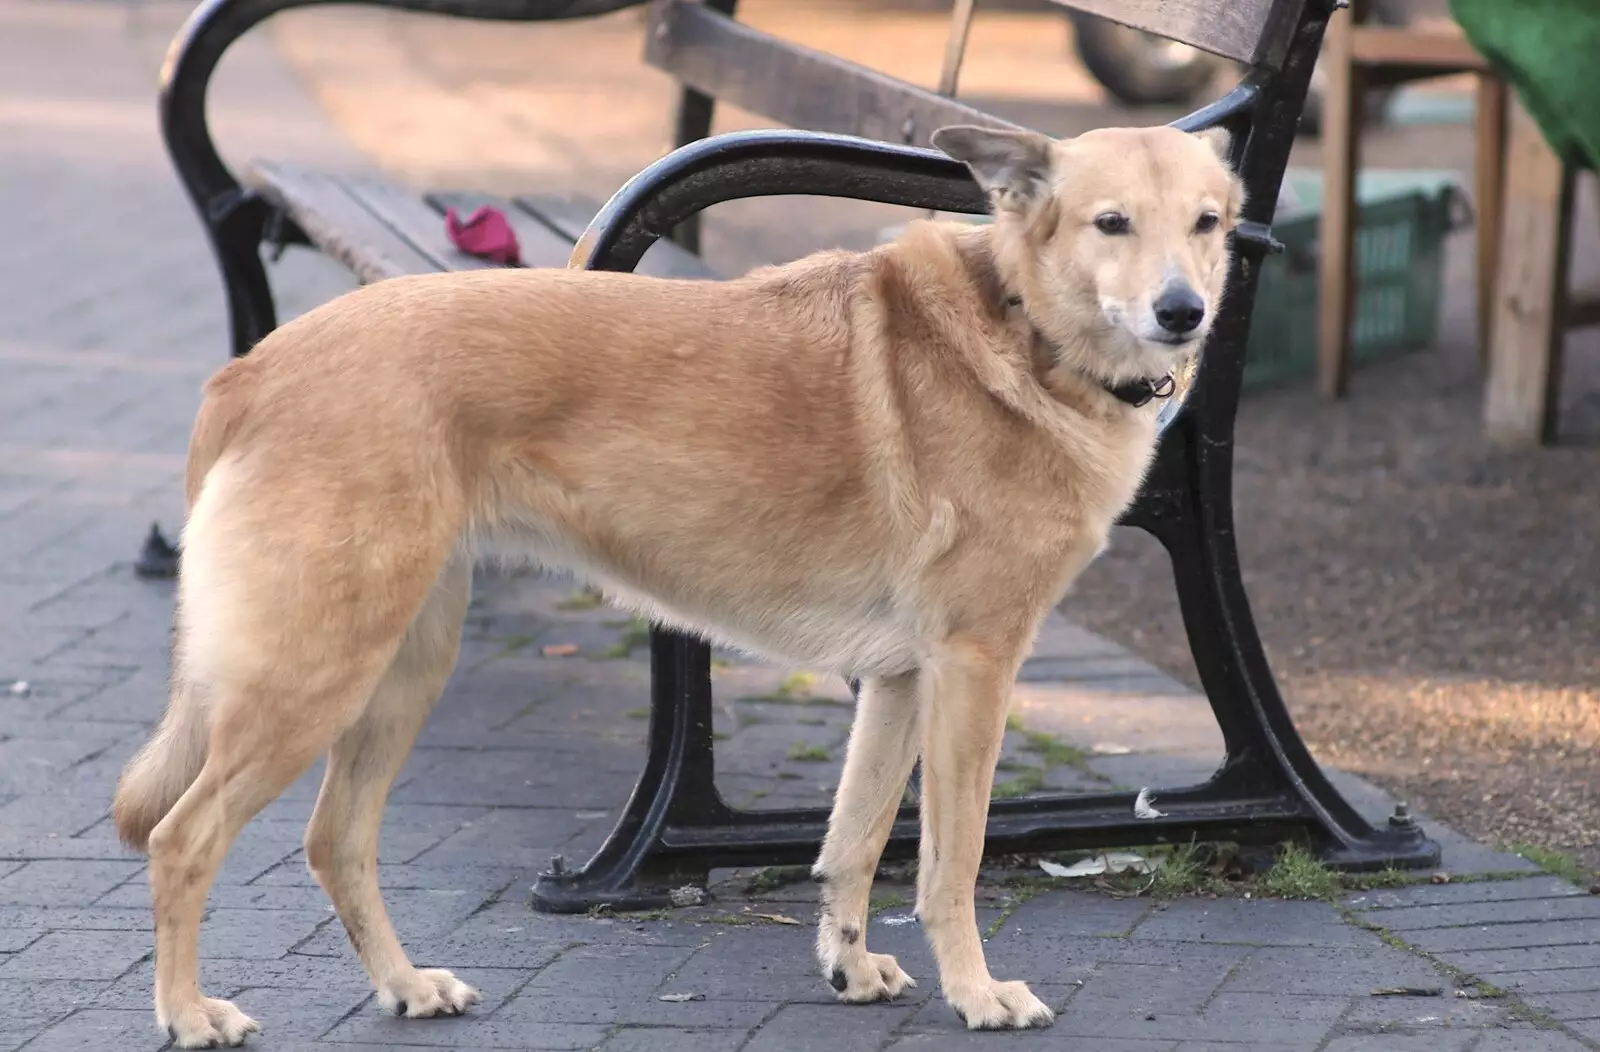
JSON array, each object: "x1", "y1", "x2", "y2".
[
  {"x1": 917, "y1": 638, "x2": 1053, "y2": 1030},
  {"x1": 813, "y1": 672, "x2": 921, "y2": 1002}
]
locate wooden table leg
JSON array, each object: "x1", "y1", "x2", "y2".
[
  {"x1": 1472, "y1": 75, "x2": 1508, "y2": 367},
  {"x1": 1317, "y1": 0, "x2": 1366, "y2": 399},
  {"x1": 1484, "y1": 96, "x2": 1574, "y2": 448}
]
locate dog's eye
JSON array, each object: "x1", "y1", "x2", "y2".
[
  {"x1": 1094, "y1": 213, "x2": 1131, "y2": 235},
  {"x1": 1195, "y1": 211, "x2": 1221, "y2": 234}
]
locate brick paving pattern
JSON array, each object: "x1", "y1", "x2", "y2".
[{"x1": 2, "y1": 3, "x2": 1597, "y2": 1049}]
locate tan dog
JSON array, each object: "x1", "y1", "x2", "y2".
[{"x1": 112, "y1": 122, "x2": 1241, "y2": 1045}]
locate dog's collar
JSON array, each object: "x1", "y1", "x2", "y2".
[{"x1": 1004, "y1": 295, "x2": 1175, "y2": 408}]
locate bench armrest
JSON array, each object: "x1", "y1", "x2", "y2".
[{"x1": 160, "y1": 0, "x2": 649, "y2": 242}]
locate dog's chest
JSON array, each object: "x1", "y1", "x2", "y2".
[{"x1": 611, "y1": 581, "x2": 923, "y2": 678}]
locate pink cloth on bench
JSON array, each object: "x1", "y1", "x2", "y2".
[{"x1": 444, "y1": 205, "x2": 521, "y2": 265}]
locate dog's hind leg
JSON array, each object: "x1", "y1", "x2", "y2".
[
  {"x1": 142, "y1": 455, "x2": 464, "y2": 1048},
  {"x1": 917, "y1": 637, "x2": 1052, "y2": 1030},
  {"x1": 812, "y1": 672, "x2": 921, "y2": 1002},
  {"x1": 147, "y1": 654, "x2": 399, "y2": 1048},
  {"x1": 302, "y1": 554, "x2": 479, "y2": 1019}
]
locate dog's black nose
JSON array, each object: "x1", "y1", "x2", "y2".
[{"x1": 1153, "y1": 285, "x2": 1205, "y2": 335}]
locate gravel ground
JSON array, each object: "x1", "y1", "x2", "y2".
[{"x1": 1064, "y1": 196, "x2": 1600, "y2": 875}]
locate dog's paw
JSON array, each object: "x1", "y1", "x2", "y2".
[
  {"x1": 161, "y1": 996, "x2": 261, "y2": 1048},
  {"x1": 824, "y1": 951, "x2": 916, "y2": 1003},
  {"x1": 379, "y1": 968, "x2": 481, "y2": 1019},
  {"x1": 946, "y1": 979, "x2": 1053, "y2": 1030}
]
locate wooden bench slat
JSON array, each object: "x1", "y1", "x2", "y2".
[
  {"x1": 339, "y1": 177, "x2": 501, "y2": 273},
  {"x1": 511, "y1": 194, "x2": 719, "y2": 279},
  {"x1": 645, "y1": 2, "x2": 1019, "y2": 149},
  {"x1": 248, "y1": 161, "x2": 441, "y2": 284},
  {"x1": 1046, "y1": 0, "x2": 1303, "y2": 69},
  {"x1": 425, "y1": 190, "x2": 595, "y2": 269}
]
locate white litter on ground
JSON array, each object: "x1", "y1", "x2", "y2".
[
  {"x1": 1039, "y1": 853, "x2": 1153, "y2": 879},
  {"x1": 1090, "y1": 742, "x2": 1132, "y2": 755},
  {"x1": 1133, "y1": 788, "x2": 1166, "y2": 819},
  {"x1": 668, "y1": 885, "x2": 706, "y2": 907},
  {"x1": 7, "y1": 680, "x2": 28, "y2": 696},
  {"x1": 879, "y1": 913, "x2": 917, "y2": 926}
]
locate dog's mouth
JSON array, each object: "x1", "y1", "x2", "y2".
[{"x1": 1145, "y1": 331, "x2": 1202, "y2": 348}]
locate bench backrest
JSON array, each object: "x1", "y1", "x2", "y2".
[{"x1": 645, "y1": 0, "x2": 1308, "y2": 150}]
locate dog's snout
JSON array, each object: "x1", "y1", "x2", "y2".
[{"x1": 1153, "y1": 284, "x2": 1205, "y2": 335}]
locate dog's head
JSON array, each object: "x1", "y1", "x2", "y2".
[{"x1": 933, "y1": 122, "x2": 1243, "y2": 383}]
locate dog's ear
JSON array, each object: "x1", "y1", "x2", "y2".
[
  {"x1": 931, "y1": 125, "x2": 1055, "y2": 212},
  {"x1": 1192, "y1": 127, "x2": 1233, "y2": 166}
]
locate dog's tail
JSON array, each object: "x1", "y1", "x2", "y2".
[
  {"x1": 111, "y1": 678, "x2": 209, "y2": 853},
  {"x1": 112, "y1": 367, "x2": 251, "y2": 853}
]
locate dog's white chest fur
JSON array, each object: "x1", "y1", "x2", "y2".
[{"x1": 480, "y1": 529, "x2": 924, "y2": 678}]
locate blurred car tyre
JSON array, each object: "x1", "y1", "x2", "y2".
[
  {"x1": 1066, "y1": 0, "x2": 1411, "y2": 134},
  {"x1": 1067, "y1": 14, "x2": 1225, "y2": 106}
]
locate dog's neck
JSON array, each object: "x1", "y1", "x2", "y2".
[
  {"x1": 956, "y1": 224, "x2": 1175, "y2": 410},
  {"x1": 1002, "y1": 294, "x2": 1175, "y2": 409}
]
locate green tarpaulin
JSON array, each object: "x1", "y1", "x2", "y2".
[{"x1": 1450, "y1": 0, "x2": 1600, "y2": 171}]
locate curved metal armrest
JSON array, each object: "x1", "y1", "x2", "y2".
[
  {"x1": 569, "y1": 130, "x2": 988, "y2": 275},
  {"x1": 160, "y1": 0, "x2": 648, "y2": 215}
]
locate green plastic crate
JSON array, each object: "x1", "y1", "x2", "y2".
[{"x1": 1243, "y1": 169, "x2": 1470, "y2": 390}]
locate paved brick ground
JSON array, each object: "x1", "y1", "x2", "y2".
[{"x1": 2, "y1": 3, "x2": 1598, "y2": 1050}]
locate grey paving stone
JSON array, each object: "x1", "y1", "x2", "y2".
[
  {"x1": 17, "y1": 1008, "x2": 166, "y2": 1052},
  {"x1": 0, "y1": 978, "x2": 110, "y2": 1038},
  {"x1": 1053, "y1": 990, "x2": 1348, "y2": 1044},
  {"x1": 1517, "y1": 991, "x2": 1600, "y2": 1022},
  {"x1": 1565, "y1": 1019, "x2": 1600, "y2": 1043},
  {"x1": 497, "y1": 993, "x2": 772, "y2": 1028},
  {"x1": 321, "y1": 1015, "x2": 609, "y2": 1049},
  {"x1": 1471, "y1": 1027, "x2": 1597, "y2": 1051},
  {"x1": 1406, "y1": 921, "x2": 1600, "y2": 954},
  {"x1": 1439, "y1": 943, "x2": 1600, "y2": 974},
  {"x1": 0, "y1": 929, "x2": 150, "y2": 980},
  {"x1": 1337, "y1": 991, "x2": 1516, "y2": 1029},
  {"x1": 742, "y1": 1002, "x2": 914, "y2": 1052},
  {"x1": 406, "y1": 806, "x2": 601, "y2": 870},
  {"x1": 1171, "y1": 1045, "x2": 1319, "y2": 1052},
  {"x1": 291, "y1": 888, "x2": 503, "y2": 959},
  {"x1": 0, "y1": 858, "x2": 143, "y2": 907},
  {"x1": 226, "y1": 984, "x2": 377, "y2": 1042},
  {"x1": 98, "y1": 954, "x2": 372, "y2": 1009},
  {"x1": 442, "y1": 901, "x2": 718, "y2": 951},
  {"x1": 1322, "y1": 1036, "x2": 1474, "y2": 1052},
  {"x1": 890, "y1": 1032, "x2": 1176, "y2": 1050},
  {"x1": 1362, "y1": 895, "x2": 1600, "y2": 932},
  {"x1": 1130, "y1": 897, "x2": 1368, "y2": 947},
  {"x1": 1223, "y1": 944, "x2": 1450, "y2": 997},
  {"x1": 518, "y1": 943, "x2": 703, "y2": 999},
  {"x1": 197, "y1": 907, "x2": 335, "y2": 960},
  {"x1": 1068, "y1": 961, "x2": 1235, "y2": 1016},
  {"x1": 662, "y1": 928, "x2": 844, "y2": 1003},
  {"x1": 0, "y1": 793, "x2": 113, "y2": 838},
  {"x1": 0, "y1": 905, "x2": 152, "y2": 931},
  {"x1": 599, "y1": 1027, "x2": 750, "y2": 1052},
  {"x1": 1001, "y1": 889, "x2": 1154, "y2": 938},
  {"x1": 0, "y1": 929, "x2": 42, "y2": 954},
  {"x1": 1343, "y1": 876, "x2": 1590, "y2": 912},
  {"x1": 1496, "y1": 968, "x2": 1600, "y2": 996}
]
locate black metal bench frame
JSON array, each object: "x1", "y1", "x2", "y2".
[{"x1": 156, "y1": 0, "x2": 1440, "y2": 915}]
